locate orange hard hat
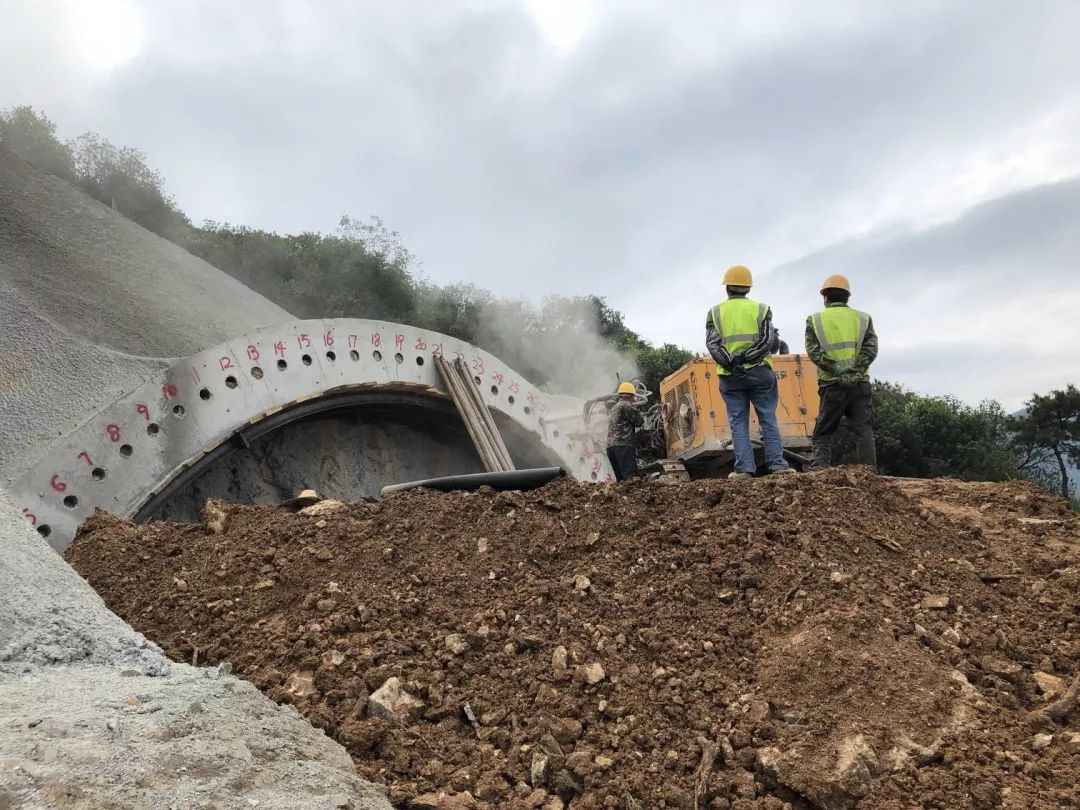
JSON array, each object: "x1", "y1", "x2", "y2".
[
  {"x1": 820, "y1": 274, "x2": 851, "y2": 294},
  {"x1": 722, "y1": 265, "x2": 753, "y2": 287}
]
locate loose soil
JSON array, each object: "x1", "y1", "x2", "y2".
[{"x1": 67, "y1": 469, "x2": 1080, "y2": 810}]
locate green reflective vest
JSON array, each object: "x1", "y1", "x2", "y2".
[
  {"x1": 709, "y1": 297, "x2": 773, "y2": 376},
  {"x1": 811, "y1": 305, "x2": 870, "y2": 381}
]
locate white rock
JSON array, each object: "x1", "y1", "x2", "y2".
[{"x1": 368, "y1": 677, "x2": 424, "y2": 721}]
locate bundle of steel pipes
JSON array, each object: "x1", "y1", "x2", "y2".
[{"x1": 434, "y1": 356, "x2": 516, "y2": 472}]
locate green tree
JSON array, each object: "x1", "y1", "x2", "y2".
[
  {"x1": 836, "y1": 382, "x2": 1020, "y2": 481},
  {"x1": 1011, "y1": 385, "x2": 1080, "y2": 500},
  {"x1": 69, "y1": 133, "x2": 190, "y2": 240},
  {"x1": 0, "y1": 105, "x2": 75, "y2": 179}
]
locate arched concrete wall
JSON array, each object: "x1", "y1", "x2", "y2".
[{"x1": 10, "y1": 318, "x2": 614, "y2": 550}]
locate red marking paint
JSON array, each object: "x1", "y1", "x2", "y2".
[
  {"x1": 21, "y1": 507, "x2": 37, "y2": 526},
  {"x1": 394, "y1": 334, "x2": 405, "y2": 350},
  {"x1": 50, "y1": 474, "x2": 67, "y2": 492},
  {"x1": 323, "y1": 331, "x2": 334, "y2": 347},
  {"x1": 414, "y1": 337, "x2": 427, "y2": 351},
  {"x1": 136, "y1": 403, "x2": 150, "y2": 420},
  {"x1": 218, "y1": 356, "x2": 234, "y2": 372},
  {"x1": 348, "y1": 334, "x2": 358, "y2": 349},
  {"x1": 106, "y1": 424, "x2": 121, "y2": 443},
  {"x1": 509, "y1": 381, "x2": 521, "y2": 394},
  {"x1": 297, "y1": 333, "x2": 311, "y2": 349},
  {"x1": 161, "y1": 384, "x2": 178, "y2": 400},
  {"x1": 189, "y1": 367, "x2": 201, "y2": 384},
  {"x1": 273, "y1": 341, "x2": 286, "y2": 357},
  {"x1": 454, "y1": 349, "x2": 465, "y2": 361},
  {"x1": 492, "y1": 372, "x2": 504, "y2": 385},
  {"x1": 472, "y1": 357, "x2": 485, "y2": 375},
  {"x1": 246, "y1": 344, "x2": 260, "y2": 362},
  {"x1": 371, "y1": 333, "x2": 382, "y2": 347},
  {"x1": 77, "y1": 451, "x2": 93, "y2": 466},
  {"x1": 432, "y1": 343, "x2": 444, "y2": 357}
]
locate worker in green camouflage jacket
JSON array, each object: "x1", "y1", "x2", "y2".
[{"x1": 804, "y1": 274, "x2": 879, "y2": 471}]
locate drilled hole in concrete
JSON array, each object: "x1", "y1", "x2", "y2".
[
  {"x1": 508, "y1": 395, "x2": 515, "y2": 405},
  {"x1": 302, "y1": 354, "x2": 313, "y2": 366},
  {"x1": 553, "y1": 429, "x2": 560, "y2": 438},
  {"x1": 277, "y1": 359, "x2": 287, "y2": 371},
  {"x1": 523, "y1": 406, "x2": 532, "y2": 415},
  {"x1": 373, "y1": 350, "x2": 383, "y2": 362},
  {"x1": 474, "y1": 376, "x2": 481, "y2": 385},
  {"x1": 490, "y1": 385, "x2": 498, "y2": 396},
  {"x1": 579, "y1": 456, "x2": 585, "y2": 465},
  {"x1": 326, "y1": 351, "x2": 336, "y2": 362},
  {"x1": 416, "y1": 356, "x2": 425, "y2": 366},
  {"x1": 590, "y1": 471, "x2": 598, "y2": 480},
  {"x1": 147, "y1": 423, "x2": 160, "y2": 435},
  {"x1": 120, "y1": 444, "x2": 133, "y2": 457},
  {"x1": 37, "y1": 524, "x2": 51, "y2": 538},
  {"x1": 199, "y1": 388, "x2": 212, "y2": 400},
  {"x1": 225, "y1": 375, "x2": 238, "y2": 389},
  {"x1": 251, "y1": 366, "x2": 264, "y2": 379},
  {"x1": 394, "y1": 353, "x2": 404, "y2": 364},
  {"x1": 172, "y1": 405, "x2": 185, "y2": 418},
  {"x1": 63, "y1": 495, "x2": 78, "y2": 508},
  {"x1": 92, "y1": 467, "x2": 106, "y2": 481},
  {"x1": 350, "y1": 350, "x2": 359, "y2": 362}
]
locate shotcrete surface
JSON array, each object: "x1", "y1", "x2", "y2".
[
  {"x1": 0, "y1": 491, "x2": 392, "y2": 810},
  {"x1": 0, "y1": 147, "x2": 291, "y2": 483}
]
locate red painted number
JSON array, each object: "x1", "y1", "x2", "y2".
[
  {"x1": 348, "y1": 334, "x2": 358, "y2": 349},
  {"x1": 246, "y1": 344, "x2": 260, "y2": 362},
  {"x1": 297, "y1": 334, "x2": 311, "y2": 349},
  {"x1": 273, "y1": 341, "x2": 286, "y2": 357},
  {"x1": 527, "y1": 392, "x2": 538, "y2": 406},
  {"x1": 50, "y1": 474, "x2": 67, "y2": 492},
  {"x1": 394, "y1": 335, "x2": 405, "y2": 351},
  {"x1": 432, "y1": 343, "x2": 444, "y2": 357},
  {"x1": 21, "y1": 507, "x2": 37, "y2": 526},
  {"x1": 371, "y1": 333, "x2": 382, "y2": 347},
  {"x1": 492, "y1": 372, "x2": 504, "y2": 385},
  {"x1": 323, "y1": 331, "x2": 334, "y2": 347},
  {"x1": 77, "y1": 451, "x2": 93, "y2": 466},
  {"x1": 106, "y1": 424, "x2": 121, "y2": 443},
  {"x1": 415, "y1": 337, "x2": 427, "y2": 350},
  {"x1": 509, "y1": 381, "x2": 521, "y2": 394},
  {"x1": 161, "y1": 384, "x2": 178, "y2": 400},
  {"x1": 592, "y1": 458, "x2": 602, "y2": 474},
  {"x1": 136, "y1": 403, "x2": 150, "y2": 420},
  {"x1": 219, "y1": 356, "x2": 234, "y2": 371},
  {"x1": 454, "y1": 349, "x2": 465, "y2": 360},
  {"x1": 190, "y1": 367, "x2": 201, "y2": 384},
  {"x1": 472, "y1": 357, "x2": 485, "y2": 375}
]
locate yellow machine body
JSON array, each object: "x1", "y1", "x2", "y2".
[{"x1": 660, "y1": 355, "x2": 819, "y2": 465}]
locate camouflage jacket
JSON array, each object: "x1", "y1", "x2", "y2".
[{"x1": 607, "y1": 399, "x2": 643, "y2": 446}]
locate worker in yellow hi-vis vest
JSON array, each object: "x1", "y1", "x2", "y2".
[
  {"x1": 705, "y1": 265, "x2": 794, "y2": 479},
  {"x1": 804, "y1": 274, "x2": 879, "y2": 470}
]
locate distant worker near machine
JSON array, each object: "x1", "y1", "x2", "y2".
[
  {"x1": 606, "y1": 382, "x2": 644, "y2": 481},
  {"x1": 805, "y1": 274, "x2": 879, "y2": 470},
  {"x1": 772, "y1": 328, "x2": 790, "y2": 355},
  {"x1": 705, "y1": 265, "x2": 792, "y2": 478}
]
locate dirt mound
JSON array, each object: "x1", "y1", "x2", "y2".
[{"x1": 67, "y1": 470, "x2": 1080, "y2": 809}]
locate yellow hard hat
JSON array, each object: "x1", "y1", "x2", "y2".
[
  {"x1": 820, "y1": 274, "x2": 851, "y2": 294},
  {"x1": 617, "y1": 382, "x2": 636, "y2": 395},
  {"x1": 722, "y1": 265, "x2": 753, "y2": 287}
]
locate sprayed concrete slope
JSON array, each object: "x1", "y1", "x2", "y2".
[
  {"x1": 0, "y1": 491, "x2": 392, "y2": 809},
  {"x1": 0, "y1": 149, "x2": 391, "y2": 807},
  {"x1": 0, "y1": 146, "x2": 293, "y2": 484}
]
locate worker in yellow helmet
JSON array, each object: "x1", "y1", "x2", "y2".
[
  {"x1": 804, "y1": 274, "x2": 879, "y2": 470},
  {"x1": 705, "y1": 265, "x2": 793, "y2": 478},
  {"x1": 606, "y1": 381, "x2": 644, "y2": 481}
]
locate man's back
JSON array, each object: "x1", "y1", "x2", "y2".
[{"x1": 607, "y1": 399, "x2": 642, "y2": 446}]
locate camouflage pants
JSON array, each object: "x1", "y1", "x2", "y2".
[{"x1": 811, "y1": 381, "x2": 876, "y2": 471}]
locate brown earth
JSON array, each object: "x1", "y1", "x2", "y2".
[{"x1": 67, "y1": 469, "x2": 1080, "y2": 810}]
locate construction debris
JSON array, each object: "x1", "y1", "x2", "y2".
[{"x1": 67, "y1": 469, "x2": 1079, "y2": 809}]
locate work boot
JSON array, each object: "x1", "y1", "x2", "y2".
[{"x1": 728, "y1": 471, "x2": 752, "y2": 479}]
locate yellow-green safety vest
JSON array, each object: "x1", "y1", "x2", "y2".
[
  {"x1": 709, "y1": 298, "x2": 773, "y2": 376},
  {"x1": 811, "y1": 305, "x2": 870, "y2": 381}
]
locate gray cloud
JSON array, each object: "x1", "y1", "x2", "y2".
[{"x1": 1, "y1": 0, "x2": 1078, "y2": 406}]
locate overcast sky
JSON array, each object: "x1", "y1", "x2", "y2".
[{"x1": 2, "y1": 0, "x2": 1078, "y2": 408}]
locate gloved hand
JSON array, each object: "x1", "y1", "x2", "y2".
[
  {"x1": 729, "y1": 364, "x2": 749, "y2": 381},
  {"x1": 838, "y1": 368, "x2": 860, "y2": 388}
]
